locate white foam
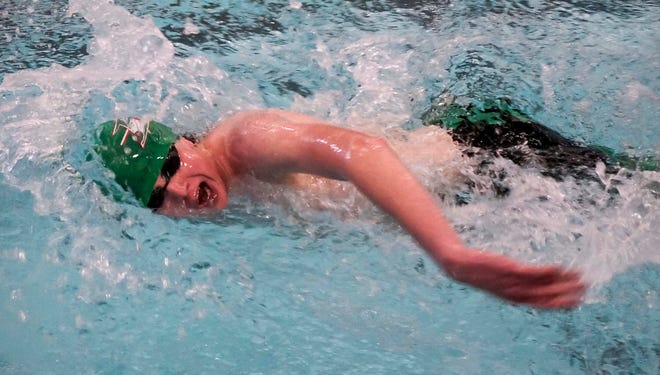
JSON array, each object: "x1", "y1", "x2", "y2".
[
  {"x1": 0, "y1": 0, "x2": 265, "y2": 215},
  {"x1": 183, "y1": 17, "x2": 200, "y2": 35},
  {"x1": 0, "y1": 0, "x2": 656, "y2": 298},
  {"x1": 0, "y1": 0, "x2": 174, "y2": 161},
  {"x1": 0, "y1": 1, "x2": 177, "y2": 217}
]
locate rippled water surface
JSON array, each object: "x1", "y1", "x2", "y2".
[{"x1": 1, "y1": 1, "x2": 658, "y2": 374}]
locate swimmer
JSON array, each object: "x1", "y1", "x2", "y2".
[{"x1": 95, "y1": 109, "x2": 586, "y2": 309}]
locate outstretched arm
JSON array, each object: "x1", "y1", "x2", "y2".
[{"x1": 209, "y1": 109, "x2": 586, "y2": 308}]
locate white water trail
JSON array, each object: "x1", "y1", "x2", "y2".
[
  {"x1": 0, "y1": 0, "x2": 656, "y2": 299},
  {"x1": 0, "y1": 1, "x2": 174, "y2": 212},
  {"x1": 0, "y1": 0, "x2": 263, "y2": 215}
]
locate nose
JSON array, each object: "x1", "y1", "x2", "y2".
[{"x1": 164, "y1": 178, "x2": 188, "y2": 200}]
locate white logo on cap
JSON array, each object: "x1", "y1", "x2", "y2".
[{"x1": 112, "y1": 117, "x2": 151, "y2": 148}]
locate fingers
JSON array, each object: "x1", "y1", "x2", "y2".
[
  {"x1": 453, "y1": 249, "x2": 588, "y2": 309},
  {"x1": 499, "y1": 270, "x2": 587, "y2": 309},
  {"x1": 510, "y1": 264, "x2": 580, "y2": 284},
  {"x1": 508, "y1": 291, "x2": 584, "y2": 309},
  {"x1": 505, "y1": 280, "x2": 586, "y2": 308},
  {"x1": 464, "y1": 250, "x2": 581, "y2": 286},
  {"x1": 506, "y1": 278, "x2": 585, "y2": 299}
]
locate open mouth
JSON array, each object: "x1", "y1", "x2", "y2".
[{"x1": 197, "y1": 181, "x2": 217, "y2": 207}]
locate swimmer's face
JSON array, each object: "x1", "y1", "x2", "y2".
[{"x1": 147, "y1": 138, "x2": 228, "y2": 217}]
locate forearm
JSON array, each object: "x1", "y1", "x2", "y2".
[{"x1": 340, "y1": 136, "x2": 465, "y2": 268}]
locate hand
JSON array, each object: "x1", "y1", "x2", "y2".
[{"x1": 442, "y1": 248, "x2": 586, "y2": 309}]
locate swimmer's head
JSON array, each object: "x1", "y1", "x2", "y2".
[
  {"x1": 94, "y1": 118, "x2": 229, "y2": 215},
  {"x1": 95, "y1": 118, "x2": 178, "y2": 206}
]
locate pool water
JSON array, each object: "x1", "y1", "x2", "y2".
[{"x1": 1, "y1": 1, "x2": 658, "y2": 374}]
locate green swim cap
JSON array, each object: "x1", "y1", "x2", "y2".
[{"x1": 95, "y1": 118, "x2": 178, "y2": 206}]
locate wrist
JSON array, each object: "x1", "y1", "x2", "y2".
[{"x1": 429, "y1": 242, "x2": 466, "y2": 273}]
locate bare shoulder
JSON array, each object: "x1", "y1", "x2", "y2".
[
  {"x1": 199, "y1": 109, "x2": 327, "y2": 177},
  {"x1": 206, "y1": 109, "x2": 350, "y2": 158},
  {"x1": 200, "y1": 110, "x2": 282, "y2": 149}
]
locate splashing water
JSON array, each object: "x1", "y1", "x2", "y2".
[{"x1": 0, "y1": 1, "x2": 658, "y2": 374}]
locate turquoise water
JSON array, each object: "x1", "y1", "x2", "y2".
[{"x1": 1, "y1": 1, "x2": 658, "y2": 374}]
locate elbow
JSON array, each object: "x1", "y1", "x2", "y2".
[
  {"x1": 307, "y1": 131, "x2": 395, "y2": 180},
  {"x1": 318, "y1": 134, "x2": 391, "y2": 181},
  {"x1": 336, "y1": 134, "x2": 395, "y2": 179},
  {"x1": 348, "y1": 134, "x2": 391, "y2": 160}
]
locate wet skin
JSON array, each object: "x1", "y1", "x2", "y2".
[
  {"x1": 144, "y1": 109, "x2": 587, "y2": 309},
  {"x1": 151, "y1": 138, "x2": 228, "y2": 217}
]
